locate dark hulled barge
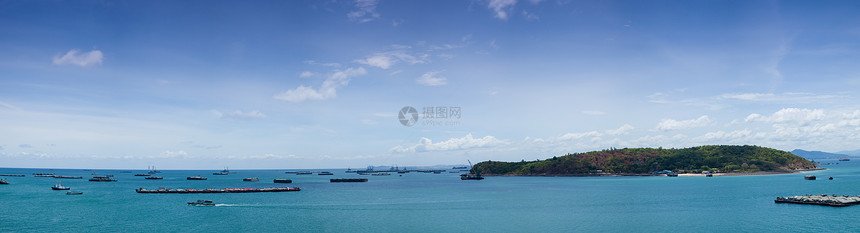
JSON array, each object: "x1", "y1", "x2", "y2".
[
  {"x1": 89, "y1": 176, "x2": 118, "y2": 182},
  {"x1": 330, "y1": 178, "x2": 368, "y2": 182},
  {"x1": 775, "y1": 194, "x2": 860, "y2": 207},
  {"x1": 136, "y1": 187, "x2": 300, "y2": 193}
]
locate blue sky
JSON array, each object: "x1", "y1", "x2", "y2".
[{"x1": 2, "y1": 0, "x2": 860, "y2": 169}]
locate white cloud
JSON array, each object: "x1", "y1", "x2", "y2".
[
  {"x1": 390, "y1": 134, "x2": 507, "y2": 153},
  {"x1": 299, "y1": 71, "x2": 315, "y2": 78},
  {"x1": 697, "y1": 129, "x2": 753, "y2": 142},
  {"x1": 416, "y1": 71, "x2": 447, "y2": 86},
  {"x1": 356, "y1": 54, "x2": 396, "y2": 69},
  {"x1": 347, "y1": 0, "x2": 380, "y2": 23},
  {"x1": 745, "y1": 108, "x2": 824, "y2": 123},
  {"x1": 152, "y1": 150, "x2": 189, "y2": 159},
  {"x1": 606, "y1": 124, "x2": 635, "y2": 135},
  {"x1": 274, "y1": 67, "x2": 367, "y2": 102},
  {"x1": 214, "y1": 110, "x2": 267, "y2": 120},
  {"x1": 488, "y1": 0, "x2": 517, "y2": 20},
  {"x1": 53, "y1": 49, "x2": 103, "y2": 67},
  {"x1": 719, "y1": 92, "x2": 837, "y2": 102},
  {"x1": 656, "y1": 115, "x2": 712, "y2": 131},
  {"x1": 355, "y1": 51, "x2": 426, "y2": 69}
]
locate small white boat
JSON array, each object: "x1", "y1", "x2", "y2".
[{"x1": 188, "y1": 200, "x2": 216, "y2": 206}]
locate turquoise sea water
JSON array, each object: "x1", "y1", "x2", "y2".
[{"x1": 1, "y1": 161, "x2": 859, "y2": 232}]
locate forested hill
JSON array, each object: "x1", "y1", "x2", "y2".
[{"x1": 474, "y1": 145, "x2": 816, "y2": 176}]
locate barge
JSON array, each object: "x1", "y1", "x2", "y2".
[
  {"x1": 330, "y1": 178, "x2": 368, "y2": 182},
  {"x1": 775, "y1": 194, "x2": 860, "y2": 207},
  {"x1": 145, "y1": 176, "x2": 163, "y2": 180},
  {"x1": 54, "y1": 175, "x2": 83, "y2": 179},
  {"x1": 89, "y1": 176, "x2": 118, "y2": 182},
  {"x1": 136, "y1": 187, "x2": 300, "y2": 193},
  {"x1": 273, "y1": 179, "x2": 292, "y2": 183},
  {"x1": 243, "y1": 177, "x2": 259, "y2": 182},
  {"x1": 0, "y1": 174, "x2": 25, "y2": 177}
]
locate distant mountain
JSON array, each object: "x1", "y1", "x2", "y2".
[
  {"x1": 836, "y1": 149, "x2": 860, "y2": 157},
  {"x1": 790, "y1": 149, "x2": 850, "y2": 160},
  {"x1": 475, "y1": 145, "x2": 816, "y2": 176}
]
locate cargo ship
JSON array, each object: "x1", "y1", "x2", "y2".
[
  {"x1": 145, "y1": 176, "x2": 163, "y2": 180},
  {"x1": 135, "y1": 187, "x2": 300, "y2": 193},
  {"x1": 273, "y1": 179, "x2": 292, "y2": 183},
  {"x1": 187, "y1": 176, "x2": 207, "y2": 180},
  {"x1": 134, "y1": 173, "x2": 151, "y2": 176},
  {"x1": 54, "y1": 175, "x2": 83, "y2": 179},
  {"x1": 243, "y1": 177, "x2": 259, "y2": 182}
]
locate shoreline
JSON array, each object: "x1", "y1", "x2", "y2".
[{"x1": 483, "y1": 168, "x2": 824, "y2": 177}]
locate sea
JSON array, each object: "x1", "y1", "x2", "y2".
[{"x1": 1, "y1": 160, "x2": 859, "y2": 232}]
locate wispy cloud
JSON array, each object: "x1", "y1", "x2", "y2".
[
  {"x1": 274, "y1": 67, "x2": 367, "y2": 102},
  {"x1": 355, "y1": 51, "x2": 427, "y2": 69},
  {"x1": 299, "y1": 71, "x2": 315, "y2": 78},
  {"x1": 19, "y1": 144, "x2": 33, "y2": 148},
  {"x1": 488, "y1": 0, "x2": 517, "y2": 20},
  {"x1": 390, "y1": 133, "x2": 507, "y2": 153},
  {"x1": 745, "y1": 108, "x2": 824, "y2": 124},
  {"x1": 656, "y1": 116, "x2": 712, "y2": 131},
  {"x1": 304, "y1": 60, "x2": 341, "y2": 67},
  {"x1": 53, "y1": 49, "x2": 103, "y2": 67},
  {"x1": 347, "y1": 0, "x2": 380, "y2": 23},
  {"x1": 416, "y1": 71, "x2": 447, "y2": 86},
  {"x1": 213, "y1": 110, "x2": 267, "y2": 120}
]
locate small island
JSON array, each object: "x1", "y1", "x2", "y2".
[{"x1": 474, "y1": 145, "x2": 818, "y2": 176}]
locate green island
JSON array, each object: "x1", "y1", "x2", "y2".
[{"x1": 474, "y1": 145, "x2": 818, "y2": 176}]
